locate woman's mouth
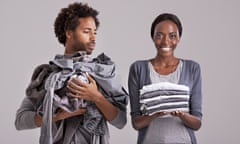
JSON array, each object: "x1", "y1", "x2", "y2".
[{"x1": 161, "y1": 47, "x2": 171, "y2": 52}]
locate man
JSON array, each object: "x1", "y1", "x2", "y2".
[{"x1": 15, "y1": 2, "x2": 128, "y2": 144}]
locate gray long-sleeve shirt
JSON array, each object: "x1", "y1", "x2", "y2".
[
  {"x1": 15, "y1": 52, "x2": 128, "y2": 144},
  {"x1": 15, "y1": 97, "x2": 126, "y2": 144}
]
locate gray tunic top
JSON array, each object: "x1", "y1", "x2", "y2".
[{"x1": 128, "y1": 59, "x2": 202, "y2": 144}]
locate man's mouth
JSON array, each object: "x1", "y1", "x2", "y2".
[{"x1": 88, "y1": 42, "x2": 96, "y2": 50}]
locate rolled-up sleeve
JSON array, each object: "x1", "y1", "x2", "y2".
[{"x1": 108, "y1": 108, "x2": 126, "y2": 129}]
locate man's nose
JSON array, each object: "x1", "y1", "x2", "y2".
[{"x1": 90, "y1": 32, "x2": 96, "y2": 41}]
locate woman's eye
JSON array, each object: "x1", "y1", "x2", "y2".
[
  {"x1": 155, "y1": 33, "x2": 163, "y2": 39},
  {"x1": 169, "y1": 34, "x2": 177, "y2": 39}
]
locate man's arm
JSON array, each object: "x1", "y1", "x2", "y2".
[
  {"x1": 15, "y1": 97, "x2": 39, "y2": 130},
  {"x1": 34, "y1": 108, "x2": 86, "y2": 127},
  {"x1": 15, "y1": 97, "x2": 86, "y2": 129},
  {"x1": 67, "y1": 74, "x2": 126, "y2": 129},
  {"x1": 90, "y1": 91, "x2": 126, "y2": 129}
]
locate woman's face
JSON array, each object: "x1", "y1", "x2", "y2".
[{"x1": 153, "y1": 20, "x2": 180, "y2": 57}]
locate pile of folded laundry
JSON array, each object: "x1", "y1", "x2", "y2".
[{"x1": 140, "y1": 82, "x2": 190, "y2": 115}]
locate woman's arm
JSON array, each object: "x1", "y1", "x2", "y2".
[
  {"x1": 128, "y1": 62, "x2": 165, "y2": 130},
  {"x1": 132, "y1": 112, "x2": 168, "y2": 130},
  {"x1": 171, "y1": 61, "x2": 202, "y2": 130},
  {"x1": 171, "y1": 111, "x2": 201, "y2": 130}
]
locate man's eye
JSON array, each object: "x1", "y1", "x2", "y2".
[{"x1": 83, "y1": 31, "x2": 90, "y2": 34}]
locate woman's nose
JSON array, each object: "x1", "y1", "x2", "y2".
[{"x1": 161, "y1": 36, "x2": 170, "y2": 46}]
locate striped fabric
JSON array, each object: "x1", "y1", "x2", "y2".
[{"x1": 140, "y1": 82, "x2": 190, "y2": 115}]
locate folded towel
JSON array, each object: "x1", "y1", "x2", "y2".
[{"x1": 140, "y1": 82, "x2": 190, "y2": 115}]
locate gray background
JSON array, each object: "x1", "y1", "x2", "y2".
[{"x1": 1, "y1": 0, "x2": 239, "y2": 143}]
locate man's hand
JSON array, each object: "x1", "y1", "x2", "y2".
[
  {"x1": 53, "y1": 108, "x2": 86, "y2": 122},
  {"x1": 35, "y1": 108, "x2": 86, "y2": 127},
  {"x1": 67, "y1": 73, "x2": 119, "y2": 121},
  {"x1": 67, "y1": 73, "x2": 102, "y2": 102}
]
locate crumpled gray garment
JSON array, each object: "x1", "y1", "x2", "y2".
[
  {"x1": 26, "y1": 64, "x2": 58, "y2": 108},
  {"x1": 40, "y1": 72, "x2": 62, "y2": 144},
  {"x1": 38, "y1": 52, "x2": 128, "y2": 144},
  {"x1": 52, "y1": 72, "x2": 89, "y2": 113}
]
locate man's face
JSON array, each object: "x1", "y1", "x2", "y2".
[{"x1": 69, "y1": 17, "x2": 97, "y2": 54}]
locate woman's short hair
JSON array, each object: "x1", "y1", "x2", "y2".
[{"x1": 150, "y1": 13, "x2": 182, "y2": 39}]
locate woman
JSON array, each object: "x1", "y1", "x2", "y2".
[{"x1": 128, "y1": 13, "x2": 202, "y2": 144}]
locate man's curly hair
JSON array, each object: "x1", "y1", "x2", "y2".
[{"x1": 54, "y1": 2, "x2": 100, "y2": 46}]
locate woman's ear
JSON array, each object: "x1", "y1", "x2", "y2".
[
  {"x1": 177, "y1": 35, "x2": 181, "y2": 43},
  {"x1": 152, "y1": 37, "x2": 156, "y2": 42},
  {"x1": 177, "y1": 31, "x2": 181, "y2": 41}
]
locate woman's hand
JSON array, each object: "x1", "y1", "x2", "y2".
[
  {"x1": 170, "y1": 110, "x2": 201, "y2": 130},
  {"x1": 132, "y1": 111, "x2": 169, "y2": 130},
  {"x1": 170, "y1": 110, "x2": 185, "y2": 118}
]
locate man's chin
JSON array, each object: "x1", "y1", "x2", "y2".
[
  {"x1": 86, "y1": 47, "x2": 94, "y2": 54},
  {"x1": 86, "y1": 51, "x2": 92, "y2": 55},
  {"x1": 85, "y1": 49, "x2": 93, "y2": 55},
  {"x1": 75, "y1": 48, "x2": 93, "y2": 55}
]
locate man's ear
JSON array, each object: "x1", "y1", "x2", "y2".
[{"x1": 66, "y1": 30, "x2": 73, "y2": 39}]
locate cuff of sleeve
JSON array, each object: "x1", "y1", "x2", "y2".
[
  {"x1": 191, "y1": 110, "x2": 202, "y2": 120},
  {"x1": 27, "y1": 111, "x2": 39, "y2": 128},
  {"x1": 15, "y1": 111, "x2": 38, "y2": 130},
  {"x1": 109, "y1": 108, "x2": 126, "y2": 129}
]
